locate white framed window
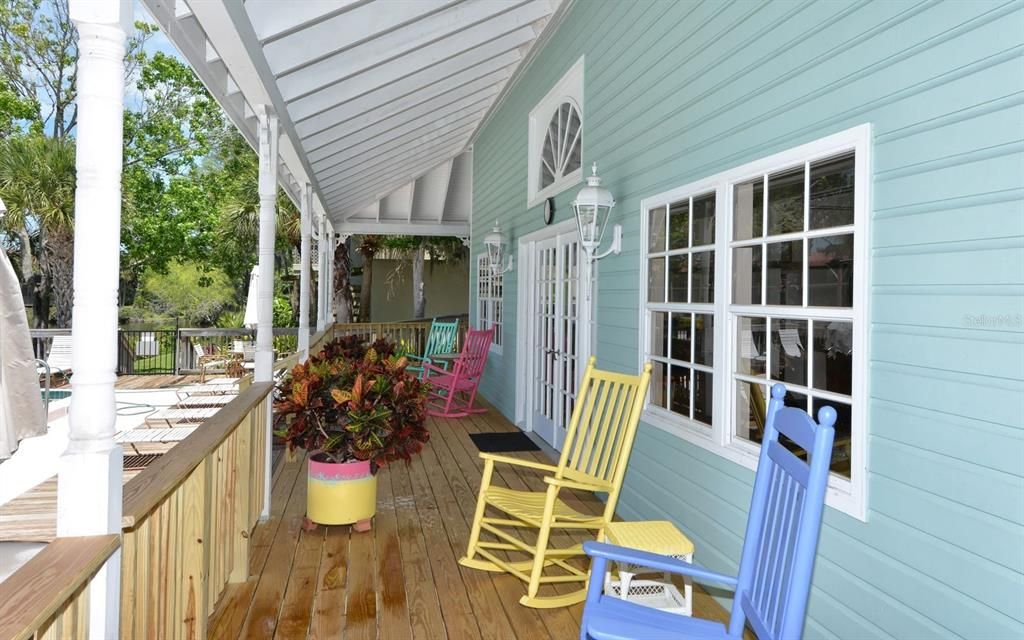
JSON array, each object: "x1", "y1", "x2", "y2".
[
  {"x1": 476, "y1": 254, "x2": 503, "y2": 353},
  {"x1": 528, "y1": 57, "x2": 584, "y2": 207},
  {"x1": 639, "y1": 124, "x2": 871, "y2": 520}
]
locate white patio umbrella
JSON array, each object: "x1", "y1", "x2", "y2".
[
  {"x1": 0, "y1": 244, "x2": 46, "y2": 460},
  {"x1": 243, "y1": 265, "x2": 259, "y2": 329}
]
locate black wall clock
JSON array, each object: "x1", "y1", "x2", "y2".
[{"x1": 543, "y1": 197, "x2": 555, "y2": 225}]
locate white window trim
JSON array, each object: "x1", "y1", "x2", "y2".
[
  {"x1": 637, "y1": 124, "x2": 871, "y2": 521},
  {"x1": 476, "y1": 254, "x2": 503, "y2": 355},
  {"x1": 527, "y1": 56, "x2": 584, "y2": 208}
]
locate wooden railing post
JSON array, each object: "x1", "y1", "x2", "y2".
[{"x1": 230, "y1": 408, "x2": 252, "y2": 583}]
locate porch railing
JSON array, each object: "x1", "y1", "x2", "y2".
[
  {"x1": 0, "y1": 323, "x2": 457, "y2": 637},
  {"x1": 118, "y1": 380, "x2": 272, "y2": 638},
  {"x1": 331, "y1": 317, "x2": 468, "y2": 355},
  {"x1": 0, "y1": 535, "x2": 120, "y2": 640}
]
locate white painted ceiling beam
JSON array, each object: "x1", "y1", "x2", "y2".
[
  {"x1": 263, "y1": 0, "x2": 458, "y2": 76},
  {"x1": 319, "y1": 133, "x2": 473, "y2": 199},
  {"x1": 301, "y1": 69, "x2": 510, "y2": 152},
  {"x1": 326, "y1": 142, "x2": 468, "y2": 209},
  {"x1": 379, "y1": 183, "x2": 415, "y2": 222},
  {"x1": 309, "y1": 97, "x2": 491, "y2": 168},
  {"x1": 306, "y1": 86, "x2": 499, "y2": 162},
  {"x1": 317, "y1": 119, "x2": 481, "y2": 186},
  {"x1": 294, "y1": 48, "x2": 520, "y2": 138},
  {"x1": 245, "y1": 0, "x2": 367, "y2": 42},
  {"x1": 410, "y1": 160, "x2": 453, "y2": 224},
  {"x1": 276, "y1": 0, "x2": 539, "y2": 102},
  {"x1": 332, "y1": 220, "x2": 470, "y2": 238},
  {"x1": 444, "y1": 152, "x2": 474, "y2": 222},
  {"x1": 287, "y1": 25, "x2": 536, "y2": 122}
]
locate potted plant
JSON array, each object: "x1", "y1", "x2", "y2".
[{"x1": 274, "y1": 336, "x2": 430, "y2": 531}]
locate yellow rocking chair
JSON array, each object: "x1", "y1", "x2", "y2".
[{"x1": 459, "y1": 356, "x2": 652, "y2": 608}]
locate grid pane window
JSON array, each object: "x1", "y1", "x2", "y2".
[
  {"x1": 643, "y1": 191, "x2": 716, "y2": 427},
  {"x1": 476, "y1": 255, "x2": 502, "y2": 348},
  {"x1": 730, "y1": 152, "x2": 856, "y2": 478},
  {"x1": 641, "y1": 130, "x2": 866, "y2": 518}
]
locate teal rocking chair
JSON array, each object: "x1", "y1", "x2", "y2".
[{"x1": 406, "y1": 318, "x2": 460, "y2": 379}]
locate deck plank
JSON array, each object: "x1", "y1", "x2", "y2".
[
  {"x1": 207, "y1": 402, "x2": 743, "y2": 639},
  {"x1": 427, "y1": 415, "x2": 558, "y2": 640},
  {"x1": 308, "y1": 525, "x2": 349, "y2": 639},
  {"x1": 373, "y1": 461, "x2": 412, "y2": 640},
  {"x1": 388, "y1": 463, "x2": 449, "y2": 640}
]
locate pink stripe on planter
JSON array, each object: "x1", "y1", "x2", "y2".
[{"x1": 309, "y1": 457, "x2": 371, "y2": 482}]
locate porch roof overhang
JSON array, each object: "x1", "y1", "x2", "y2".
[{"x1": 140, "y1": 0, "x2": 568, "y2": 238}]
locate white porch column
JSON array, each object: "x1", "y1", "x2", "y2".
[
  {"x1": 255, "y1": 107, "x2": 278, "y2": 520},
  {"x1": 59, "y1": 1, "x2": 131, "y2": 637},
  {"x1": 315, "y1": 212, "x2": 326, "y2": 332},
  {"x1": 298, "y1": 183, "x2": 312, "y2": 360}
]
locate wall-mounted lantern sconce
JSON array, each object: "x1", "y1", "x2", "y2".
[
  {"x1": 484, "y1": 220, "x2": 514, "y2": 274},
  {"x1": 572, "y1": 162, "x2": 621, "y2": 261}
]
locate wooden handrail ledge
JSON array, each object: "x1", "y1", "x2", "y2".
[
  {"x1": 121, "y1": 381, "x2": 274, "y2": 528},
  {"x1": 0, "y1": 534, "x2": 119, "y2": 640}
]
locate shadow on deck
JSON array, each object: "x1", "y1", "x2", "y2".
[{"x1": 210, "y1": 399, "x2": 733, "y2": 639}]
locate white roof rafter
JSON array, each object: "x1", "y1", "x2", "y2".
[{"x1": 142, "y1": 0, "x2": 570, "y2": 236}]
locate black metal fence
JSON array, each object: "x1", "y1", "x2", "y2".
[{"x1": 30, "y1": 327, "x2": 301, "y2": 376}]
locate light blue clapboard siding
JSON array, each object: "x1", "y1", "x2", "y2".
[{"x1": 470, "y1": 1, "x2": 1024, "y2": 637}]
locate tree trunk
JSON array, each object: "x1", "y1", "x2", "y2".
[
  {"x1": 333, "y1": 240, "x2": 353, "y2": 323},
  {"x1": 359, "y1": 253, "x2": 373, "y2": 322},
  {"x1": 43, "y1": 226, "x2": 74, "y2": 327},
  {"x1": 16, "y1": 227, "x2": 33, "y2": 284},
  {"x1": 412, "y1": 243, "x2": 425, "y2": 319}
]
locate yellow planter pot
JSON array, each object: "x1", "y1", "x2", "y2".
[{"x1": 307, "y1": 457, "x2": 377, "y2": 525}]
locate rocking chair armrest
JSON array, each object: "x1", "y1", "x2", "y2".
[
  {"x1": 421, "y1": 361, "x2": 452, "y2": 377},
  {"x1": 583, "y1": 541, "x2": 738, "y2": 587},
  {"x1": 405, "y1": 354, "x2": 429, "y2": 363},
  {"x1": 544, "y1": 476, "x2": 613, "y2": 492},
  {"x1": 478, "y1": 452, "x2": 559, "y2": 473}
]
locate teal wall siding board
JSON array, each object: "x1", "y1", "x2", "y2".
[{"x1": 469, "y1": 1, "x2": 1024, "y2": 637}]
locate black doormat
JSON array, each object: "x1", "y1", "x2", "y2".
[{"x1": 469, "y1": 431, "x2": 541, "y2": 453}]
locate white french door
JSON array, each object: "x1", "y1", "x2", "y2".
[{"x1": 526, "y1": 230, "x2": 589, "y2": 451}]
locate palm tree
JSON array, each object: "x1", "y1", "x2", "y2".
[{"x1": 0, "y1": 134, "x2": 76, "y2": 326}]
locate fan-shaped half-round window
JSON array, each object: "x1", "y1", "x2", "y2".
[{"x1": 540, "y1": 101, "x2": 582, "y2": 190}]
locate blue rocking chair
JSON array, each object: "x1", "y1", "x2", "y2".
[
  {"x1": 406, "y1": 318, "x2": 460, "y2": 379},
  {"x1": 579, "y1": 383, "x2": 836, "y2": 640}
]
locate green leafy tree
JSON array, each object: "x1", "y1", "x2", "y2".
[{"x1": 126, "y1": 261, "x2": 234, "y2": 326}]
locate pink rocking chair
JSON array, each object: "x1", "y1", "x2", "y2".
[{"x1": 422, "y1": 327, "x2": 494, "y2": 418}]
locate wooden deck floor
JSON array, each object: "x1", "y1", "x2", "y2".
[{"x1": 209, "y1": 401, "x2": 735, "y2": 639}]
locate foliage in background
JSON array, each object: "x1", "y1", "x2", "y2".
[
  {"x1": 122, "y1": 261, "x2": 234, "y2": 326},
  {"x1": 274, "y1": 336, "x2": 429, "y2": 470}
]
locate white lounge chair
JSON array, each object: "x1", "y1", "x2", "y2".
[
  {"x1": 116, "y1": 426, "x2": 197, "y2": 455},
  {"x1": 36, "y1": 335, "x2": 73, "y2": 379},
  {"x1": 175, "y1": 395, "x2": 235, "y2": 408},
  {"x1": 145, "y1": 406, "x2": 220, "y2": 428}
]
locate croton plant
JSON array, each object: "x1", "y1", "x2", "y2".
[{"x1": 273, "y1": 336, "x2": 430, "y2": 471}]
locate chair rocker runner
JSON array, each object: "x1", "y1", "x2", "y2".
[
  {"x1": 423, "y1": 327, "x2": 493, "y2": 418},
  {"x1": 406, "y1": 318, "x2": 460, "y2": 378},
  {"x1": 579, "y1": 384, "x2": 836, "y2": 640},
  {"x1": 460, "y1": 356, "x2": 652, "y2": 608}
]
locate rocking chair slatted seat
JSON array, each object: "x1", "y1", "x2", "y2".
[
  {"x1": 423, "y1": 327, "x2": 494, "y2": 418},
  {"x1": 406, "y1": 318, "x2": 460, "y2": 378},
  {"x1": 579, "y1": 383, "x2": 837, "y2": 640},
  {"x1": 459, "y1": 356, "x2": 652, "y2": 608}
]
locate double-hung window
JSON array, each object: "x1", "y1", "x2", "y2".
[
  {"x1": 477, "y1": 255, "x2": 503, "y2": 352},
  {"x1": 640, "y1": 125, "x2": 870, "y2": 519}
]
